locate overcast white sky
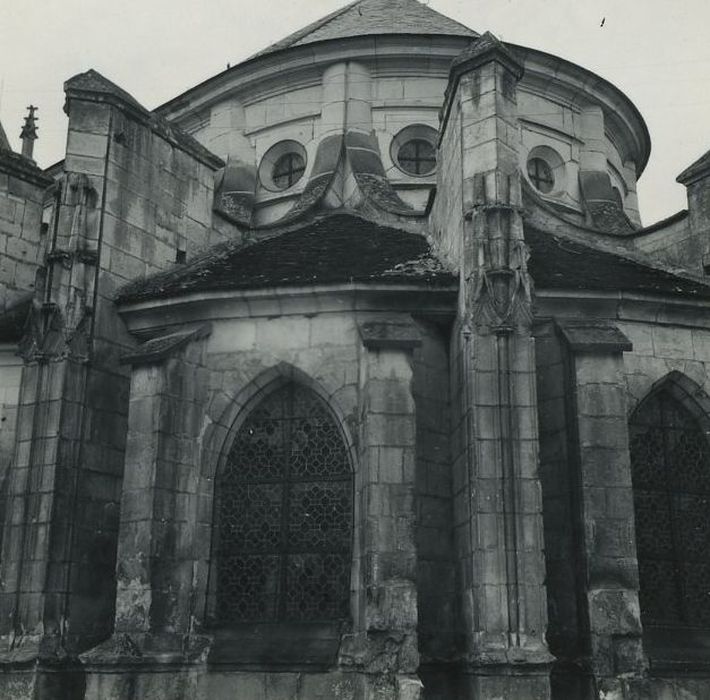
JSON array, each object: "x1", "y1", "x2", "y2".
[{"x1": 1, "y1": 0, "x2": 709, "y2": 226}]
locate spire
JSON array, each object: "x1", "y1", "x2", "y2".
[{"x1": 19, "y1": 105, "x2": 38, "y2": 161}]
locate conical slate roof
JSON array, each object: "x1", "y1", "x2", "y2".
[{"x1": 252, "y1": 0, "x2": 477, "y2": 58}]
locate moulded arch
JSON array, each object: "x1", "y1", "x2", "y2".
[
  {"x1": 194, "y1": 362, "x2": 361, "y2": 627},
  {"x1": 630, "y1": 370, "x2": 710, "y2": 437},
  {"x1": 201, "y1": 361, "x2": 358, "y2": 485},
  {"x1": 205, "y1": 365, "x2": 357, "y2": 626}
]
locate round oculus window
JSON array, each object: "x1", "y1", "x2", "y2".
[
  {"x1": 258, "y1": 140, "x2": 308, "y2": 193},
  {"x1": 397, "y1": 138, "x2": 437, "y2": 176},
  {"x1": 527, "y1": 157, "x2": 555, "y2": 194}
]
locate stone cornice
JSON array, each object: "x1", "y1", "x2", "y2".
[
  {"x1": 557, "y1": 319, "x2": 632, "y2": 353},
  {"x1": 121, "y1": 323, "x2": 212, "y2": 365},
  {"x1": 117, "y1": 282, "x2": 458, "y2": 339},
  {"x1": 536, "y1": 288, "x2": 710, "y2": 330},
  {"x1": 358, "y1": 318, "x2": 422, "y2": 351}
]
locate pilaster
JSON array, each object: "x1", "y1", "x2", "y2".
[
  {"x1": 558, "y1": 321, "x2": 645, "y2": 698},
  {"x1": 339, "y1": 319, "x2": 422, "y2": 699},
  {"x1": 81, "y1": 326, "x2": 211, "y2": 699}
]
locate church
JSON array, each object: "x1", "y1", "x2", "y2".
[{"x1": 1, "y1": 0, "x2": 710, "y2": 698}]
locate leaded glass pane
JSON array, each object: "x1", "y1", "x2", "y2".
[
  {"x1": 288, "y1": 482, "x2": 352, "y2": 550},
  {"x1": 630, "y1": 390, "x2": 710, "y2": 628},
  {"x1": 284, "y1": 552, "x2": 350, "y2": 621},
  {"x1": 215, "y1": 383, "x2": 352, "y2": 624}
]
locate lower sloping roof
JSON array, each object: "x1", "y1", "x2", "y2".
[
  {"x1": 526, "y1": 224, "x2": 710, "y2": 299},
  {"x1": 116, "y1": 213, "x2": 456, "y2": 304},
  {"x1": 116, "y1": 211, "x2": 710, "y2": 306}
]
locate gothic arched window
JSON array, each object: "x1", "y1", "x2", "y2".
[
  {"x1": 213, "y1": 383, "x2": 353, "y2": 625},
  {"x1": 630, "y1": 390, "x2": 710, "y2": 629}
]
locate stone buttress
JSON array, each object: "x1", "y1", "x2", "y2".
[{"x1": 433, "y1": 33, "x2": 554, "y2": 699}]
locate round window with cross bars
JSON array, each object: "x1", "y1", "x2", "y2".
[
  {"x1": 527, "y1": 157, "x2": 555, "y2": 194},
  {"x1": 390, "y1": 124, "x2": 438, "y2": 178},
  {"x1": 259, "y1": 140, "x2": 308, "y2": 193}
]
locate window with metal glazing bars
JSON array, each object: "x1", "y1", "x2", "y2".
[
  {"x1": 630, "y1": 390, "x2": 710, "y2": 628},
  {"x1": 214, "y1": 383, "x2": 352, "y2": 624},
  {"x1": 397, "y1": 139, "x2": 436, "y2": 176}
]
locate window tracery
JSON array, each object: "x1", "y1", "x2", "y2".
[
  {"x1": 630, "y1": 390, "x2": 710, "y2": 628},
  {"x1": 214, "y1": 383, "x2": 352, "y2": 624}
]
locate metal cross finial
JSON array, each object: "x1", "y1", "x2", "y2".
[{"x1": 20, "y1": 105, "x2": 38, "y2": 139}]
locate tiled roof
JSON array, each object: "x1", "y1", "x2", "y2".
[
  {"x1": 116, "y1": 213, "x2": 710, "y2": 306},
  {"x1": 526, "y1": 225, "x2": 710, "y2": 299},
  {"x1": 116, "y1": 213, "x2": 456, "y2": 303},
  {"x1": 252, "y1": 0, "x2": 477, "y2": 58}
]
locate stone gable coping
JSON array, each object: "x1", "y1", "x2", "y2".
[
  {"x1": 121, "y1": 324, "x2": 212, "y2": 365},
  {"x1": 557, "y1": 320, "x2": 632, "y2": 353},
  {"x1": 676, "y1": 148, "x2": 710, "y2": 186},
  {"x1": 64, "y1": 69, "x2": 224, "y2": 170}
]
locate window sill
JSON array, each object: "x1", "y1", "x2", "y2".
[
  {"x1": 645, "y1": 625, "x2": 710, "y2": 674},
  {"x1": 207, "y1": 621, "x2": 344, "y2": 670}
]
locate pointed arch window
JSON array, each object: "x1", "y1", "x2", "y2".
[
  {"x1": 630, "y1": 389, "x2": 710, "y2": 629},
  {"x1": 213, "y1": 383, "x2": 353, "y2": 625}
]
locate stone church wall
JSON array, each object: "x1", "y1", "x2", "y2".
[
  {"x1": 429, "y1": 96, "x2": 463, "y2": 273},
  {"x1": 630, "y1": 214, "x2": 701, "y2": 273},
  {"x1": 0, "y1": 158, "x2": 48, "y2": 312},
  {"x1": 533, "y1": 311, "x2": 710, "y2": 699},
  {"x1": 620, "y1": 319, "x2": 710, "y2": 411}
]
